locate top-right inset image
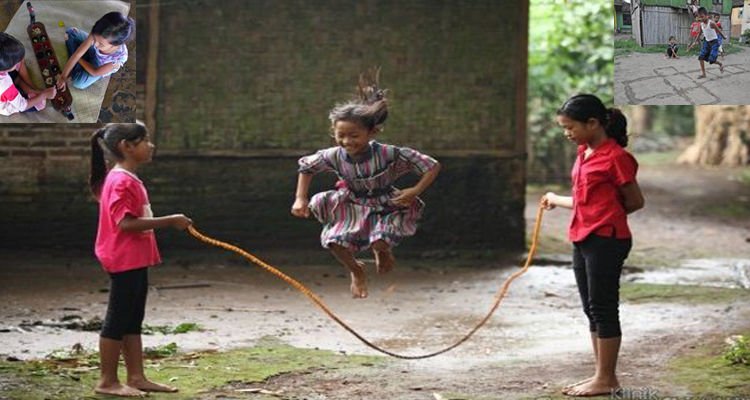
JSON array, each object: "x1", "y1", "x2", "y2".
[{"x1": 615, "y1": 0, "x2": 750, "y2": 105}]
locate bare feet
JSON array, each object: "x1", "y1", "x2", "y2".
[
  {"x1": 697, "y1": 74, "x2": 706, "y2": 79},
  {"x1": 371, "y1": 240, "x2": 395, "y2": 274},
  {"x1": 719, "y1": 64, "x2": 724, "y2": 73},
  {"x1": 564, "y1": 377, "x2": 620, "y2": 397},
  {"x1": 561, "y1": 376, "x2": 594, "y2": 394},
  {"x1": 95, "y1": 382, "x2": 146, "y2": 397},
  {"x1": 350, "y1": 260, "x2": 368, "y2": 299},
  {"x1": 128, "y1": 378, "x2": 178, "y2": 393}
]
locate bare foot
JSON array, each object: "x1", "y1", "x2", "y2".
[
  {"x1": 95, "y1": 382, "x2": 146, "y2": 397},
  {"x1": 564, "y1": 377, "x2": 620, "y2": 397},
  {"x1": 697, "y1": 74, "x2": 706, "y2": 79},
  {"x1": 373, "y1": 247, "x2": 395, "y2": 275},
  {"x1": 561, "y1": 376, "x2": 595, "y2": 394},
  {"x1": 719, "y1": 64, "x2": 724, "y2": 73},
  {"x1": 128, "y1": 378, "x2": 178, "y2": 393},
  {"x1": 350, "y1": 260, "x2": 368, "y2": 299}
]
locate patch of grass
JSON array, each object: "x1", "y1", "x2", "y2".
[
  {"x1": 142, "y1": 322, "x2": 203, "y2": 335},
  {"x1": 723, "y1": 335, "x2": 750, "y2": 365},
  {"x1": 615, "y1": 37, "x2": 744, "y2": 57},
  {"x1": 620, "y1": 283, "x2": 750, "y2": 304},
  {"x1": 670, "y1": 334, "x2": 750, "y2": 396},
  {"x1": 704, "y1": 201, "x2": 750, "y2": 219},
  {"x1": 0, "y1": 337, "x2": 383, "y2": 400},
  {"x1": 634, "y1": 150, "x2": 679, "y2": 166},
  {"x1": 143, "y1": 342, "x2": 178, "y2": 359}
]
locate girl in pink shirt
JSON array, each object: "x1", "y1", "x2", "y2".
[{"x1": 90, "y1": 122, "x2": 192, "y2": 398}]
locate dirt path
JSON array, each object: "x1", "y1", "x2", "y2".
[
  {"x1": 615, "y1": 46, "x2": 750, "y2": 105},
  {"x1": 1, "y1": 159, "x2": 749, "y2": 399}
]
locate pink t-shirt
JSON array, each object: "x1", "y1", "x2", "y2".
[{"x1": 95, "y1": 168, "x2": 161, "y2": 273}]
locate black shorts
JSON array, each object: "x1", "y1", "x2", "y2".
[{"x1": 100, "y1": 267, "x2": 149, "y2": 340}]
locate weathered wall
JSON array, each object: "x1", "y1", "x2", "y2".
[{"x1": 1, "y1": 0, "x2": 528, "y2": 253}]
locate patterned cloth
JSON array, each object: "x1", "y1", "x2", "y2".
[{"x1": 298, "y1": 141, "x2": 438, "y2": 252}]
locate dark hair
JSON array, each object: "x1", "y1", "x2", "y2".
[
  {"x1": 697, "y1": 7, "x2": 708, "y2": 15},
  {"x1": 556, "y1": 94, "x2": 629, "y2": 147},
  {"x1": 668, "y1": 35, "x2": 676, "y2": 41},
  {"x1": 90, "y1": 123, "x2": 148, "y2": 198},
  {"x1": 91, "y1": 11, "x2": 135, "y2": 46},
  {"x1": 0, "y1": 33, "x2": 25, "y2": 71},
  {"x1": 328, "y1": 67, "x2": 389, "y2": 133}
]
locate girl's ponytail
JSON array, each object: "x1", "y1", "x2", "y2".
[
  {"x1": 329, "y1": 67, "x2": 389, "y2": 132},
  {"x1": 605, "y1": 108, "x2": 628, "y2": 147},
  {"x1": 90, "y1": 127, "x2": 108, "y2": 199},
  {"x1": 557, "y1": 94, "x2": 630, "y2": 148},
  {"x1": 88, "y1": 123, "x2": 148, "y2": 199}
]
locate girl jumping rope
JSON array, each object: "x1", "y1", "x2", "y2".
[
  {"x1": 57, "y1": 11, "x2": 132, "y2": 91},
  {"x1": 541, "y1": 94, "x2": 644, "y2": 397},
  {"x1": 291, "y1": 69, "x2": 441, "y2": 299},
  {"x1": 91, "y1": 122, "x2": 191, "y2": 397}
]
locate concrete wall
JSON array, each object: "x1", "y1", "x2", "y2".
[{"x1": 1, "y1": 0, "x2": 528, "y2": 254}]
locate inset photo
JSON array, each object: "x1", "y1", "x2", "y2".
[
  {"x1": 0, "y1": 0, "x2": 135, "y2": 123},
  {"x1": 615, "y1": 0, "x2": 750, "y2": 105}
]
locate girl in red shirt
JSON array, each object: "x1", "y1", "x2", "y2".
[
  {"x1": 541, "y1": 94, "x2": 645, "y2": 397},
  {"x1": 90, "y1": 122, "x2": 192, "y2": 397}
]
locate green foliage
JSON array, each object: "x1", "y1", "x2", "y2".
[
  {"x1": 144, "y1": 342, "x2": 179, "y2": 358},
  {"x1": 615, "y1": 37, "x2": 744, "y2": 56},
  {"x1": 528, "y1": 0, "x2": 614, "y2": 183},
  {"x1": 742, "y1": 29, "x2": 750, "y2": 45},
  {"x1": 142, "y1": 322, "x2": 203, "y2": 335},
  {"x1": 723, "y1": 335, "x2": 750, "y2": 365}
]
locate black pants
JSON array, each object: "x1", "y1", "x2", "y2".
[
  {"x1": 100, "y1": 267, "x2": 149, "y2": 340},
  {"x1": 573, "y1": 234, "x2": 632, "y2": 339}
]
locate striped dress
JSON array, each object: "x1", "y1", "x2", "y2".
[{"x1": 298, "y1": 141, "x2": 438, "y2": 252}]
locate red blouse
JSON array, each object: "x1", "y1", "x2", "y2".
[{"x1": 569, "y1": 138, "x2": 638, "y2": 243}]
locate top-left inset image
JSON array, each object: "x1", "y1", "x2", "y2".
[{"x1": 0, "y1": 0, "x2": 135, "y2": 123}]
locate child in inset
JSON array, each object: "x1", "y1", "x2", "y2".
[
  {"x1": 712, "y1": 13, "x2": 725, "y2": 59},
  {"x1": 57, "y1": 11, "x2": 132, "y2": 91},
  {"x1": 291, "y1": 69, "x2": 441, "y2": 299},
  {"x1": 0, "y1": 32, "x2": 56, "y2": 116},
  {"x1": 696, "y1": 7, "x2": 726, "y2": 78},
  {"x1": 665, "y1": 36, "x2": 679, "y2": 59}
]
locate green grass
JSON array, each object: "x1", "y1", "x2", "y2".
[
  {"x1": 615, "y1": 37, "x2": 744, "y2": 57},
  {"x1": 620, "y1": 283, "x2": 750, "y2": 304},
  {"x1": 0, "y1": 337, "x2": 383, "y2": 400},
  {"x1": 142, "y1": 322, "x2": 204, "y2": 335},
  {"x1": 704, "y1": 201, "x2": 750, "y2": 219},
  {"x1": 669, "y1": 334, "x2": 750, "y2": 396},
  {"x1": 634, "y1": 150, "x2": 679, "y2": 166}
]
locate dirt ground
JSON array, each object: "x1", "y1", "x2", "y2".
[
  {"x1": 1, "y1": 155, "x2": 749, "y2": 399},
  {"x1": 615, "y1": 46, "x2": 750, "y2": 105}
]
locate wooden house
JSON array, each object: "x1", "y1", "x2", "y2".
[
  {"x1": 631, "y1": 0, "x2": 733, "y2": 45},
  {"x1": 615, "y1": 0, "x2": 633, "y2": 33}
]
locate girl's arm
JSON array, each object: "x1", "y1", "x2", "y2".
[
  {"x1": 541, "y1": 192, "x2": 574, "y2": 210},
  {"x1": 391, "y1": 162, "x2": 441, "y2": 207},
  {"x1": 57, "y1": 35, "x2": 95, "y2": 90},
  {"x1": 77, "y1": 59, "x2": 117, "y2": 77},
  {"x1": 619, "y1": 182, "x2": 645, "y2": 214},
  {"x1": 291, "y1": 173, "x2": 313, "y2": 218},
  {"x1": 119, "y1": 213, "x2": 193, "y2": 232}
]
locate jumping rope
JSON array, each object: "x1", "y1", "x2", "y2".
[{"x1": 186, "y1": 203, "x2": 545, "y2": 360}]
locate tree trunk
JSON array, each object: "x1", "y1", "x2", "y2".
[
  {"x1": 678, "y1": 105, "x2": 750, "y2": 166},
  {"x1": 629, "y1": 105, "x2": 652, "y2": 137}
]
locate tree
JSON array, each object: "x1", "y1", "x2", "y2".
[{"x1": 678, "y1": 106, "x2": 750, "y2": 166}]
